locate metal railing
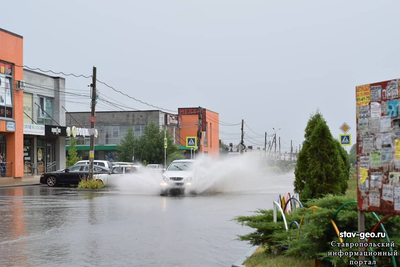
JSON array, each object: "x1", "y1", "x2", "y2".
[
  {"x1": 46, "y1": 161, "x2": 57, "y2": 172},
  {"x1": 24, "y1": 161, "x2": 57, "y2": 175},
  {"x1": 0, "y1": 162, "x2": 13, "y2": 177}
]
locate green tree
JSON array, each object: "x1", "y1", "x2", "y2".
[
  {"x1": 117, "y1": 128, "x2": 135, "y2": 162},
  {"x1": 132, "y1": 121, "x2": 179, "y2": 166},
  {"x1": 294, "y1": 111, "x2": 347, "y2": 200},
  {"x1": 348, "y1": 144, "x2": 357, "y2": 166},
  {"x1": 335, "y1": 139, "x2": 350, "y2": 194},
  {"x1": 219, "y1": 140, "x2": 229, "y2": 155},
  {"x1": 66, "y1": 137, "x2": 81, "y2": 167}
]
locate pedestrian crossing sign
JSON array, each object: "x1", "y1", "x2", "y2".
[
  {"x1": 339, "y1": 134, "x2": 351, "y2": 146},
  {"x1": 186, "y1": 137, "x2": 197, "y2": 148}
]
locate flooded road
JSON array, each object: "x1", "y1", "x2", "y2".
[{"x1": 0, "y1": 156, "x2": 295, "y2": 267}]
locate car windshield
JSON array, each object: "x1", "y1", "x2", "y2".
[{"x1": 167, "y1": 162, "x2": 193, "y2": 171}]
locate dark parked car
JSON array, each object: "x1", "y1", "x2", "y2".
[{"x1": 40, "y1": 165, "x2": 110, "y2": 187}]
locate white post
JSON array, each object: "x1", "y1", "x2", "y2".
[{"x1": 164, "y1": 127, "x2": 167, "y2": 168}]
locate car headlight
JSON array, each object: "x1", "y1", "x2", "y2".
[
  {"x1": 185, "y1": 176, "x2": 193, "y2": 181},
  {"x1": 163, "y1": 175, "x2": 169, "y2": 181}
]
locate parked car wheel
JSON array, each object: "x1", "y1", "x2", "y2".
[
  {"x1": 46, "y1": 176, "x2": 57, "y2": 187},
  {"x1": 95, "y1": 179, "x2": 103, "y2": 185}
]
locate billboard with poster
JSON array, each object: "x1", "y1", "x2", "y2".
[{"x1": 356, "y1": 79, "x2": 400, "y2": 214}]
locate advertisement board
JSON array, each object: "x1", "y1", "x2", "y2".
[{"x1": 356, "y1": 79, "x2": 400, "y2": 214}]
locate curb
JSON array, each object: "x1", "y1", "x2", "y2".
[
  {"x1": 0, "y1": 183, "x2": 41, "y2": 188},
  {"x1": 231, "y1": 246, "x2": 258, "y2": 267}
]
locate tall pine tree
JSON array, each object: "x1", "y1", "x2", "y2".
[{"x1": 294, "y1": 111, "x2": 347, "y2": 200}]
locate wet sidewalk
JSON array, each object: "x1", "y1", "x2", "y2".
[{"x1": 0, "y1": 176, "x2": 41, "y2": 187}]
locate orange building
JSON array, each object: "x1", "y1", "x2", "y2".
[
  {"x1": 178, "y1": 107, "x2": 219, "y2": 157},
  {"x1": 0, "y1": 28, "x2": 24, "y2": 178}
]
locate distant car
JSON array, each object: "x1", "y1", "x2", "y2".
[
  {"x1": 160, "y1": 159, "x2": 195, "y2": 195},
  {"x1": 74, "y1": 160, "x2": 112, "y2": 170},
  {"x1": 110, "y1": 164, "x2": 141, "y2": 175},
  {"x1": 40, "y1": 165, "x2": 110, "y2": 187},
  {"x1": 146, "y1": 164, "x2": 164, "y2": 172},
  {"x1": 146, "y1": 164, "x2": 162, "y2": 169},
  {"x1": 110, "y1": 161, "x2": 135, "y2": 166}
]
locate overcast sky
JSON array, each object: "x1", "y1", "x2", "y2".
[{"x1": 3, "y1": 0, "x2": 400, "y2": 152}]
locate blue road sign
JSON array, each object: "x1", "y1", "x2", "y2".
[
  {"x1": 186, "y1": 137, "x2": 197, "y2": 148},
  {"x1": 339, "y1": 134, "x2": 351, "y2": 146}
]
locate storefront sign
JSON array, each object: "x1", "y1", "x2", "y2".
[
  {"x1": 66, "y1": 126, "x2": 98, "y2": 138},
  {"x1": 24, "y1": 124, "x2": 45, "y2": 135},
  {"x1": 178, "y1": 107, "x2": 206, "y2": 115},
  {"x1": 45, "y1": 125, "x2": 67, "y2": 136},
  {"x1": 178, "y1": 107, "x2": 207, "y2": 131},
  {"x1": 166, "y1": 114, "x2": 179, "y2": 126},
  {"x1": 6, "y1": 121, "x2": 15, "y2": 131}
]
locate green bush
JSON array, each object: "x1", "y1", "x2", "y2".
[
  {"x1": 235, "y1": 195, "x2": 400, "y2": 266},
  {"x1": 77, "y1": 177, "x2": 105, "y2": 189}
]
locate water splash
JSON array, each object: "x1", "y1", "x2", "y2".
[{"x1": 110, "y1": 153, "x2": 294, "y2": 195}]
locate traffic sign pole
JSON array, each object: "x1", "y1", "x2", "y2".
[{"x1": 164, "y1": 128, "x2": 167, "y2": 168}]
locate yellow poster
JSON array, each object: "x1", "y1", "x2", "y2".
[
  {"x1": 356, "y1": 84, "x2": 371, "y2": 106},
  {"x1": 359, "y1": 167, "x2": 368, "y2": 185},
  {"x1": 395, "y1": 140, "x2": 400, "y2": 159}
]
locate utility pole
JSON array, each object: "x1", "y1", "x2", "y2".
[
  {"x1": 197, "y1": 106, "x2": 202, "y2": 154},
  {"x1": 240, "y1": 119, "x2": 244, "y2": 153},
  {"x1": 290, "y1": 140, "x2": 293, "y2": 161},
  {"x1": 264, "y1": 132, "x2": 267, "y2": 154},
  {"x1": 89, "y1": 66, "x2": 96, "y2": 180},
  {"x1": 279, "y1": 137, "x2": 281, "y2": 159}
]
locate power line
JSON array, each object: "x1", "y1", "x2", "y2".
[
  {"x1": 18, "y1": 64, "x2": 92, "y2": 79},
  {"x1": 62, "y1": 106, "x2": 82, "y2": 128},
  {"x1": 96, "y1": 79, "x2": 176, "y2": 113},
  {"x1": 244, "y1": 122, "x2": 263, "y2": 137}
]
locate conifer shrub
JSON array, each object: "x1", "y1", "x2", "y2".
[
  {"x1": 235, "y1": 195, "x2": 400, "y2": 266},
  {"x1": 294, "y1": 111, "x2": 350, "y2": 201}
]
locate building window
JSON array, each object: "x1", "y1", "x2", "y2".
[
  {"x1": 203, "y1": 123, "x2": 208, "y2": 147},
  {"x1": 23, "y1": 93, "x2": 33, "y2": 124},
  {"x1": 134, "y1": 125, "x2": 144, "y2": 137},
  {"x1": 105, "y1": 126, "x2": 120, "y2": 145},
  {"x1": 0, "y1": 61, "x2": 14, "y2": 119},
  {"x1": 37, "y1": 96, "x2": 53, "y2": 125},
  {"x1": 210, "y1": 123, "x2": 212, "y2": 147}
]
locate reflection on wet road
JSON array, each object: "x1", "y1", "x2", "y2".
[{"x1": 0, "y1": 172, "x2": 294, "y2": 267}]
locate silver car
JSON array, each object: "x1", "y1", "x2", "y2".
[{"x1": 160, "y1": 159, "x2": 195, "y2": 195}]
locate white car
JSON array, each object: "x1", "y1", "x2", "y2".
[
  {"x1": 110, "y1": 164, "x2": 141, "y2": 175},
  {"x1": 160, "y1": 159, "x2": 195, "y2": 195},
  {"x1": 74, "y1": 160, "x2": 112, "y2": 170}
]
